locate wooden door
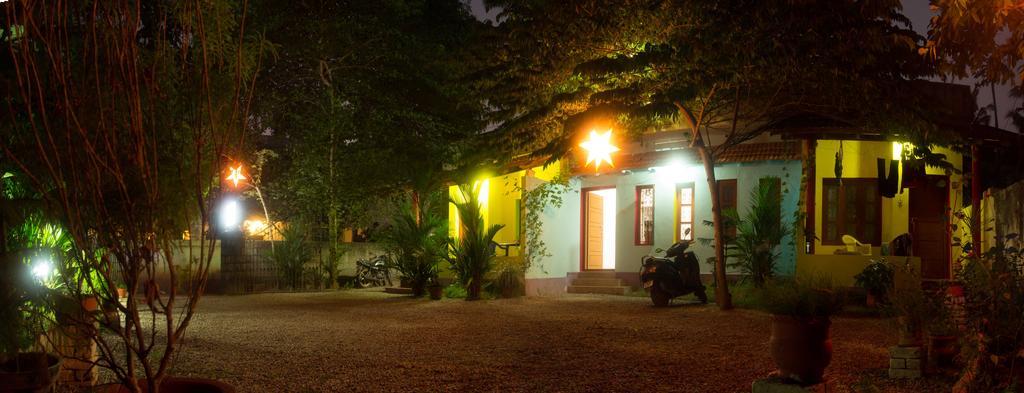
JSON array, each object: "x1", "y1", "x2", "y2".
[
  {"x1": 586, "y1": 192, "x2": 605, "y2": 270},
  {"x1": 910, "y1": 175, "x2": 950, "y2": 280}
]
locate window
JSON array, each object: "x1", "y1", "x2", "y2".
[
  {"x1": 677, "y1": 183, "x2": 695, "y2": 241},
  {"x1": 635, "y1": 185, "x2": 654, "y2": 245},
  {"x1": 821, "y1": 178, "x2": 881, "y2": 245}
]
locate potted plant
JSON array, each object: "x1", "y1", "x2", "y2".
[
  {"x1": 854, "y1": 259, "x2": 894, "y2": 307},
  {"x1": 493, "y1": 264, "x2": 525, "y2": 299},
  {"x1": 427, "y1": 278, "x2": 444, "y2": 300},
  {"x1": 379, "y1": 194, "x2": 447, "y2": 298},
  {"x1": 0, "y1": 253, "x2": 63, "y2": 392},
  {"x1": 447, "y1": 185, "x2": 505, "y2": 301},
  {"x1": 758, "y1": 276, "x2": 844, "y2": 385},
  {"x1": 924, "y1": 284, "x2": 959, "y2": 367}
]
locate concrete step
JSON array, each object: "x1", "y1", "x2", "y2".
[
  {"x1": 576, "y1": 271, "x2": 617, "y2": 279},
  {"x1": 571, "y1": 278, "x2": 624, "y2": 287},
  {"x1": 567, "y1": 285, "x2": 628, "y2": 295},
  {"x1": 384, "y1": 287, "x2": 413, "y2": 295}
]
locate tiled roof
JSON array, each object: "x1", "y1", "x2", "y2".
[{"x1": 715, "y1": 141, "x2": 802, "y2": 163}]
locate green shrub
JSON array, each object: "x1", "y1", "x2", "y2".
[
  {"x1": 443, "y1": 283, "x2": 467, "y2": 299},
  {"x1": 724, "y1": 178, "x2": 791, "y2": 288},
  {"x1": 379, "y1": 194, "x2": 447, "y2": 293},
  {"x1": 491, "y1": 265, "x2": 525, "y2": 298},
  {"x1": 446, "y1": 185, "x2": 504, "y2": 300},
  {"x1": 954, "y1": 235, "x2": 1024, "y2": 391},
  {"x1": 270, "y1": 223, "x2": 313, "y2": 290},
  {"x1": 756, "y1": 276, "x2": 844, "y2": 319}
]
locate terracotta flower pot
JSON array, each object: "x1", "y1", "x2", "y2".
[
  {"x1": 769, "y1": 315, "x2": 833, "y2": 385},
  {"x1": 105, "y1": 377, "x2": 235, "y2": 393},
  {"x1": 81, "y1": 295, "x2": 100, "y2": 312},
  {"x1": 0, "y1": 352, "x2": 62, "y2": 393},
  {"x1": 428, "y1": 285, "x2": 443, "y2": 300}
]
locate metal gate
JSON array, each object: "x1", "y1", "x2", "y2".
[{"x1": 221, "y1": 239, "x2": 276, "y2": 293}]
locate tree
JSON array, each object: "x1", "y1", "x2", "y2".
[
  {"x1": 479, "y1": 0, "x2": 930, "y2": 309},
  {"x1": 247, "y1": 0, "x2": 489, "y2": 231},
  {"x1": 1, "y1": 1, "x2": 264, "y2": 391}
]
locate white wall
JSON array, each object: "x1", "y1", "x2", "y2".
[
  {"x1": 525, "y1": 176, "x2": 581, "y2": 280},
  {"x1": 575, "y1": 160, "x2": 803, "y2": 276}
]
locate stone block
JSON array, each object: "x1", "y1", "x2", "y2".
[
  {"x1": 888, "y1": 368, "x2": 922, "y2": 378},
  {"x1": 752, "y1": 376, "x2": 832, "y2": 393},
  {"x1": 905, "y1": 358, "x2": 921, "y2": 370},
  {"x1": 889, "y1": 358, "x2": 905, "y2": 369},
  {"x1": 889, "y1": 346, "x2": 922, "y2": 359}
]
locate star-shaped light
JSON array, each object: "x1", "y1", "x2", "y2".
[
  {"x1": 579, "y1": 129, "x2": 619, "y2": 170},
  {"x1": 226, "y1": 165, "x2": 247, "y2": 188}
]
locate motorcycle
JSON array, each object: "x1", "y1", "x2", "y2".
[
  {"x1": 355, "y1": 255, "x2": 392, "y2": 288},
  {"x1": 639, "y1": 229, "x2": 708, "y2": 306}
]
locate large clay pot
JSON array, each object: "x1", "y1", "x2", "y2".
[
  {"x1": 428, "y1": 285, "x2": 443, "y2": 300},
  {"x1": 0, "y1": 352, "x2": 62, "y2": 393},
  {"x1": 410, "y1": 282, "x2": 425, "y2": 297},
  {"x1": 769, "y1": 315, "x2": 833, "y2": 385},
  {"x1": 929, "y1": 334, "x2": 959, "y2": 367},
  {"x1": 106, "y1": 377, "x2": 235, "y2": 393}
]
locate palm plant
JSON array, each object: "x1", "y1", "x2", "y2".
[
  {"x1": 270, "y1": 223, "x2": 313, "y2": 290},
  {"x1": 447, "y1": 185, "x2": 504, "y2": 300},
  {"x1": 379, "y1": 194, "x2": 447, "y2": 296},
  {"x1": 725, "y1": 178, "x2": 790, "y2": 288}
]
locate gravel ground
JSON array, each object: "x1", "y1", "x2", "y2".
[{"x1": 125, "y1": 290, "x2": 953, "y2": 392}]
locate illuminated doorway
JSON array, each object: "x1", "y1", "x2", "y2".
[{"x1": 582, "y1": 187, "x2": 616, "y2": 270}]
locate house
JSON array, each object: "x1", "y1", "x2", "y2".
[{"x1": 451, "y1": 82, "x2": 1019, "y2": 296}]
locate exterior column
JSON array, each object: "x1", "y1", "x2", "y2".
[
  {"x1": 971, "y1": 144, "x2": 981, "y2": 255},
  {"x1": 802, "y1": 139, "x2": 816, "y2": 255}
]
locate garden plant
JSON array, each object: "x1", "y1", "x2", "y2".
[{"x1": 447, "y1": 185, "x2": 505, "y2": 301}]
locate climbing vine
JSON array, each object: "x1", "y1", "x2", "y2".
[{"x1": 512, "y1": 171, "x2": 573, "y2": 274}]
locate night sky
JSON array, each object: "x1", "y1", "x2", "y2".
[{"x1": 468, "y1": 0, "x2": 1019, "y2": 132}]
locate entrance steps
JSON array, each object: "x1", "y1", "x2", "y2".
[{"x1": 567, "y1": 271, "x2": 630, "y2": 295}]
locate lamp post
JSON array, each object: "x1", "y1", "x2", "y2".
[{"x1": 224, "y1": 164, "x2": 275, "y2": 252}]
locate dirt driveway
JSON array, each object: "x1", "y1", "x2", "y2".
[{"x1": 146, "y1": 290, "x2": 946, "y2": 392}]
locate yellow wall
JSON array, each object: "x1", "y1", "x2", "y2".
[
  {"x1": 447, "y1": 161, "x2": 567, "y2": 257},
  {"x1": 796, "y1": 254, "x2": 921, "y2": 287},
  {"x1": 812, "y1": 140, "x2": 963, "y2": 256}
]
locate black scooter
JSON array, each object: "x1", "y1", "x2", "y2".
[{"x1": 639, "y1": 230, "x2": 707, "y2": 306}]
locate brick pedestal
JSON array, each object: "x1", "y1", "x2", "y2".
[
  {"x1": 888, "y1": 346, "x2": 923, "y2": 378},
  {"x1": 50, "y1": 323, "x2": 99, "y2": 388}
]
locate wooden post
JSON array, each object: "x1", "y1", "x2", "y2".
[{"x1": 971, "y1": 144, "x2": 981, "y2": 255}]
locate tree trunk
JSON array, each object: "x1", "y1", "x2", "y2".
[{"x1": 696, "y1": 145, "x2": 733, "y2": 310}]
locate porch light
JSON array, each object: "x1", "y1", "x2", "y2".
[
  {"x1": 651, "y1": 160, "x2": 700, "y2": 183},
  {"x1": 226, "y1": 165, "x2": 247, "y2": 188},
  {"x1": 580, "y1": 129, "x2": 619, "y2": 171},
  {"x1": 892, "y1": 142, "x2": 912, "y2": 161}
]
